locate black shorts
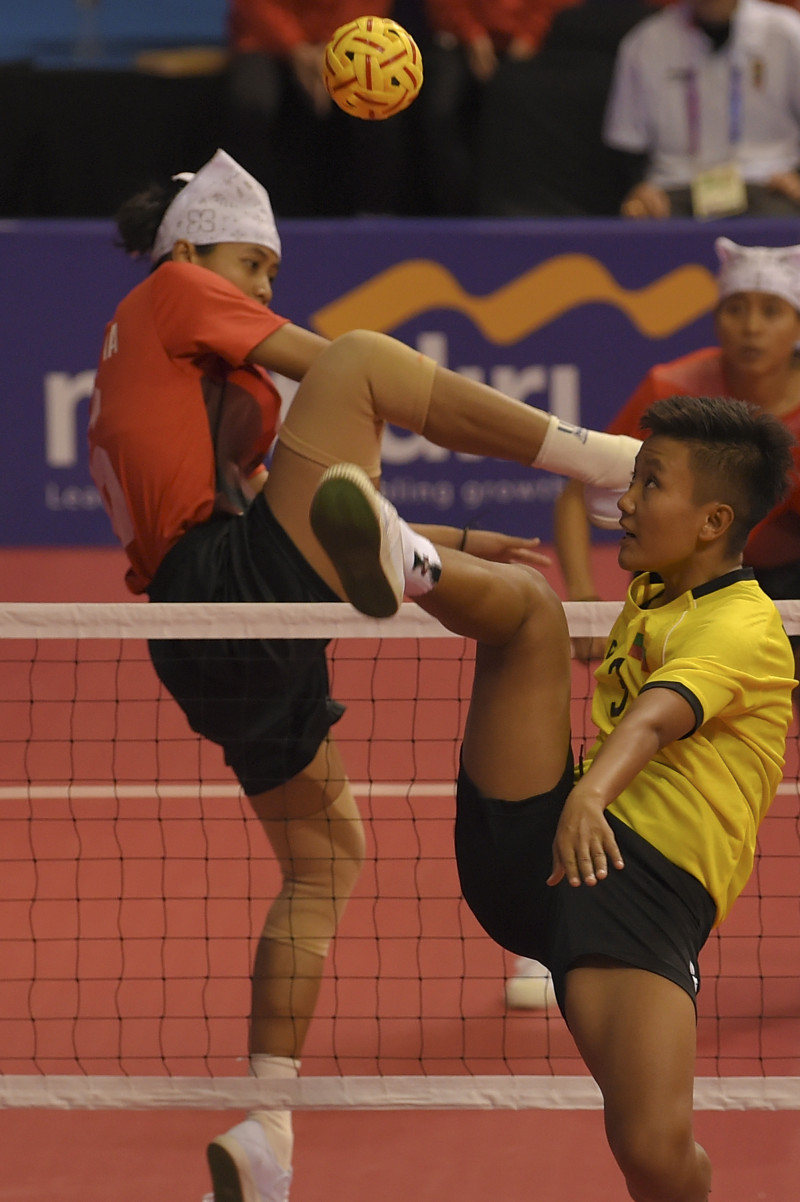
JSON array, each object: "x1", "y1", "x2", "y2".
[
  {"x1": 455, "y1": 758, "x2": 716, "y2": 1017},
  {"x1": 146, "y1": 496, "x2": 344, "y2": 794}
]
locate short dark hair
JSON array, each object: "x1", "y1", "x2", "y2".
[{"x1": 641, "y1": 395, "x2": 796, "y2": 554}]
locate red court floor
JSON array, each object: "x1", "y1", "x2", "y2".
[{"x1": 1, "y1": 546, "x2": 799, "y2": 1202}]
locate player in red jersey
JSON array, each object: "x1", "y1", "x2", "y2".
[
  {"x1": 89, "y1": 148, "x2": 639, "y2": 1202},
  {"x1": 556, "y1": 237, "x2": 800, "y2": 663}
]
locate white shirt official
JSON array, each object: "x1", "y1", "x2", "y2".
[{"x1": 603, "y1": 0, "x2": 800, "y2": 189}]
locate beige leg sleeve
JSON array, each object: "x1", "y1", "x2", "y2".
[
  {"x1": 258, "y1": 780, "x2": 365, "y2": 959},
  {"x1": 247, "y1": 755, "x2": 365, "y2": 1056},
  {"x1": 277, "y1": 329, "x2": 437, "y2": 478}
]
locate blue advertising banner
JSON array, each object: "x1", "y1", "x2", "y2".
[{"x1": 2, "y1": 216, "x2": 799, "y2": 549}]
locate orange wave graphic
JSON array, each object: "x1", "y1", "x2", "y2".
[{"x1": 310, "y1": 255, "x2": 717, "y2": 343}]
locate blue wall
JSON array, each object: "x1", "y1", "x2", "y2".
[
  {"x1": 1, "y1": 2, "x2": 227, "y2": 65},
  {"x1": 3, "y1": 215, "x2": 799, "y2": 547}
]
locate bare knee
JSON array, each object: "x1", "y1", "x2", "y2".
[
  {"x1": 606, "y1": 1114, "x2": 709, "y2": 1202},
  {"x1": 504, "y1": 562, "x2": 570, "y2": 651},
  {"x1": 260, "y1": 784, "x2": 366, "y2": 960},
  {"x1": 428, "y1": 556, "x2": 568, "y2": 651}
]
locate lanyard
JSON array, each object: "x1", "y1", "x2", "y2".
[{"x1": 685, "y1": 63, "x2": 743, "y2": 158}]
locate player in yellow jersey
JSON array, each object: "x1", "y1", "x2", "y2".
[
  {"x1": 93, "y1": 148, "x2": 642, "y2": 1202},
  {"x1": 310, "y1": 393, "x2": 796, "y2": 1202}
]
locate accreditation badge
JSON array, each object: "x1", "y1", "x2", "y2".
[{"x1": 690, "y1": 161, "x2": 748, "y2": 218}]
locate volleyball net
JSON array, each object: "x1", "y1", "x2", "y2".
[{"x1": 1, "y1": 600, "x2": 799, "y2": 1113}]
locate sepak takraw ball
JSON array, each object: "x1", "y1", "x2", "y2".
[{"x1": 323, "y1": 15, "x2": 423, "y2": 120}]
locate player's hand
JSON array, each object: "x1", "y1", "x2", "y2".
[
  {"x1": 462, "y1": 530, "x2": 552, "y2": 568},
  {"x1": 466, "y1": 34, "x2": 498, "y2": 82},
  {"x1": 767, "y1": 170, "x2": 800, "y2": 203},
  {"x1": 548, "y1": 787, "x2": 624, "y2": 887},
  {"x1": 292, "y1": 42, "x2": 331, "y2": 116},
  {"x1": 248, "y1": 466, "x2": 268, "y2": 495},
  {"x1": 620, "y1": 182, "x2": 671, "y2": 220},
  {"x1": 508, "y1": 37, "x2": 536, "y2": 61}
]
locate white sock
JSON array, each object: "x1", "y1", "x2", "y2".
[
  {"x1": 534, "y1": 414, "x2": 640, "y2": 490},
  {"x1": 397, "y1": 521, "x2": 442, "y2": 598},
  {"x1": 248, "y1": 1054, "x2": 300, "y2": 1172}
]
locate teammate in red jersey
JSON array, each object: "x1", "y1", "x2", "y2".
[
  {"x1": 556, "y1": 237, "x2": 800, "y2": 665},
  {"x1": 90, "y1": 148, "x2": 639, "y2": 1202}
]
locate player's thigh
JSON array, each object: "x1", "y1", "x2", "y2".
[
  {"x1": 250, "y1": 738, "x2": 366, "y2": 903},
  {"x1": 263, "y1": 442, "x2": 368, "y2": 593},
  {"x1": 247, "y1": 735, "x2": 350, "y2": 824},
  {"x1": 565, "y1": 960, "x2": 697, "y2": 1140},
  {"x1": 461, "y1": 571, "x2": 572, "y2": 800}
]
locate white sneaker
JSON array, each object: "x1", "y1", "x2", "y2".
[
  {"x1": 504, "y1": 957, "x2": 554, "y2": 1009},
  {"x1": 203, "y1": 1119, "x2": 292, "y2": 1202},
  {"x1": 310, "y1": 463, "x2": 406, "y2": 618}
]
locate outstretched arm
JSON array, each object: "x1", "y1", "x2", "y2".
[
  {"x1": 413, "y1": 524, "x2": 552, "y2": 567},
  {"x1": 554, "y1": 480, "x2": 598, "y2": 599},
  {"x1": 548, "y1": 686, "x2": 696, "y2": 888},
  {"x1": 248, "y1": 323, "x2": 330, "y2": 381},
  {"x1": 553, "y1": 479, "x2": 608, "y2": 660}
]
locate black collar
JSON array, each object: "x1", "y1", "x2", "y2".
[{"x1": 692, "y1": 566, "x2": 754, "y2": 599}]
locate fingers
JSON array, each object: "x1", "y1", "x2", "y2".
[
  {"x1": 768, "y1": 171, "x2": 800, "y2": 201},
  {"x1": 546, "y1": 857, "x2": 565, "y2": 887},
  {"x1": 548, "y1": 826, "x2": 624, "y2": 888},
  {"x1": 510, "y1": 546, "x2": 552, "y2": 568},
  {"x1": 621, "y1": 185, "x2": 670, "y2": 220},
  {"x1": 467, "y1": 532, "x2": 552, "y2": 566},
  {"x1": 621, "y1": 197, "x2": 649, "y2": 219}
]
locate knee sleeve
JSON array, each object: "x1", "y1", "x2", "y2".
[
  {"x1": 260, "y1": 782, "x2": 365, "y2": 959},
  {"x1": 278, "y1": 329, "x2": 437, "y2": 476}
]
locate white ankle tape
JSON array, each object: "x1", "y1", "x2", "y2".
[
  {"x1": 250, "y1": 1054, "x2": 300, "y2": 1080},
  {"x1": 534, "y1": 414, "x2": 640, "y2": 490},
  {"x1": 399, "y1": 525, "x2": 442, "y2": 598}
]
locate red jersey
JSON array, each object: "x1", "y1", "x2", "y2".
[
  {"x1": 607, "y1": 346, "x2": 800, "y2": 570},
  {"x1": 89, "y1": 261, "x2": 288, "y2": 593},
  {"x1": 229, "y1": 1, "x2": 394, "y2": 56},
  {"x1": 425, "y1": 0, "x2": 581, "y2": 51}
]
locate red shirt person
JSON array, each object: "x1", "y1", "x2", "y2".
[{"x1": 555, "y1": 237, "x2": 800, "y2": 661}]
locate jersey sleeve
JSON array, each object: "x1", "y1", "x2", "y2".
[
  {"x1": 151, "y1": 262, "x2": 289, "y2": 366},
  {"x1": 605, "y1": 352, "x2": 723, "y2": 437},
  {"x1": 640, "y1": 660, "x2": 739, "y2": 732},
  {"x1": 229, "y1": 0, "x2": 307, "y2": 55},
  {"x1": 426, "y1": 0, "x2": 486, "y2": 41},
  {"x1": 606, "y1": 371, "x2": 660, "y2": 436},
  {"x1": 640, "y1": 607, "x2": 792, "y2": 728},
  {"x1": 602, "y1": 29, "x2": 649, "y2": 153}
]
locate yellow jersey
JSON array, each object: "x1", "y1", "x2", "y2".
[{"x1": 586, "y1": 569, "x2": 795, "y2": 924}]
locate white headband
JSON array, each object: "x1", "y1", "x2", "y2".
[
  {"x1": 151, "y1": 148, "x2": 281, "y2": 263},
  {"x1": 716, "y1": 236, "x2": 800, "y2": 311}
]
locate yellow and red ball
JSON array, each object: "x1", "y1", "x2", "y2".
[{"x1": 323, "y1": 15, "x2": 423, "y2": 121}]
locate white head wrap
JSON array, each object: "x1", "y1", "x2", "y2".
[
  {"x1": 151, "y1": 148, "x2": 281, "y2": 263},
  {"x1": 715, "y1": 236, "x2": 800, "y2": 311}
]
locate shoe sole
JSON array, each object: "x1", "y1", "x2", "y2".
[
  {"x1": 310, "y1": 465, "x2": 401, "y2": 619},
  {"x1": 206, "y1": 1135, "x2": 256, "y2": 1202}
]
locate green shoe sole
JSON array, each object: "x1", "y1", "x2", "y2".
[{"x1": 310, "y1": 467, "x2": 401, "y2": 619}]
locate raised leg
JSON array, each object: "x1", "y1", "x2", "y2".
[
  {"x1": 565, "y1": 963, "x2": 710, "y2": 1202},
  {"x1": 266, "y1": 329, "x2": 639, "y2": 592}
]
